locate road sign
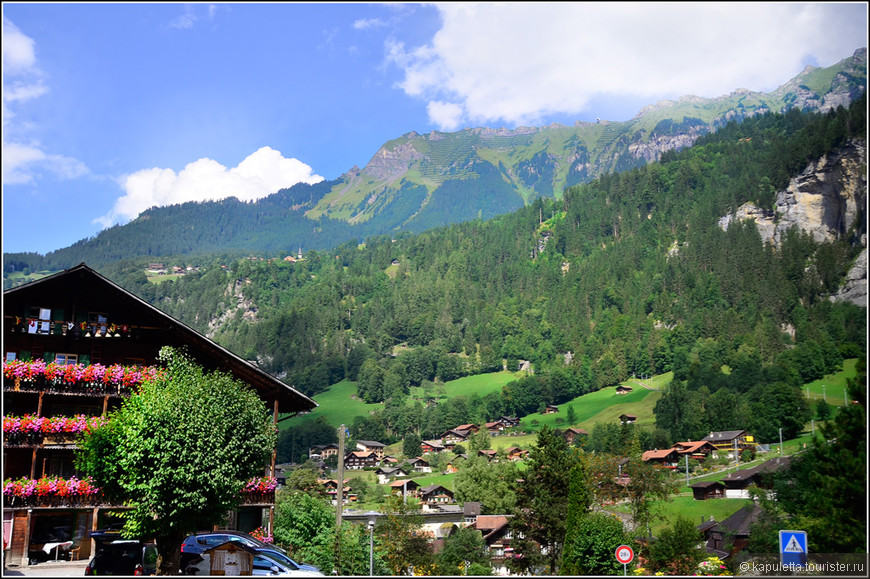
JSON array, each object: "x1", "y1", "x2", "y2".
[
  {"x1": 779, "y1": 530, "x2": 808, "y2": 567},
  {"x1": 615, "y1": 544, "x2": 634, "y2": 564}
]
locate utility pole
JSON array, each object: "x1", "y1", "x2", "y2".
[
  {"x1": 335, "y1": 424, "x2": 346, "y2": 574},
  {"x1": 779, "y1": 428, "x2": 783, "y2": 457},
  {"x1": 685, "y1": 454, "x2": 689, "y2": 485}
]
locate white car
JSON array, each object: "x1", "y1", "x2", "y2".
[{"x1": 252, "y1": 550, "x2": 324, "y2": 576}]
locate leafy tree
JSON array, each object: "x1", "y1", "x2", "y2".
[
  {"x1": 454, "y1": 457, "x2": 518, "y2": 514},
  {"x1": 273, "y1": 490, "x2": 369, "y2": 573},
  {"x1": 647, "y1": 516, "x2": 705, "y2": 575},
  {"x1": 621, "y1": 436, "x2": 680, "y2": 539},
  {"x1": 436, "y1": 526, "x2": 490, "y2": 575},
  {"x1": 376, "y1": 494, "x2": 435, "y2": 575},
  {"x1": 560, "y1": 512, "x2": 631, "y2": 575},
  {"x1": 752, "y1": 358, "x2": 866, "y2": 553},
  {"x1": 510, "y1": 425, "x2": 573, "y2": 573},
  {"x1": 403, "y1": 432, "x2": 423, "y2": 458},
  {"x1": 76, "y1": 347, "x2": 276, "y2": 575}
]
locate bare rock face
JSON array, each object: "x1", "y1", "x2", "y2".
[
  {"x1": 773, "y1": 140, "x2": 866, "y2": 246},
  {"x1": 719, "y1": 139, "x2": 867, "y2": 306}
]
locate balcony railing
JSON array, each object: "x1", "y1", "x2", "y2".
[
  {"x1": 4, "y1": 415, "x2": 107, "y2": 447},
  {"x1": 3, "y1": 361, "x2": 163, "y2": 397}
]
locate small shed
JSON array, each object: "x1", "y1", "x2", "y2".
[
  {"x1": 690, "y1": 480, "x2": 727, "y2": 500},
  {"x1": 203, "y1": 541, "x2": 255, "y2": 576}
]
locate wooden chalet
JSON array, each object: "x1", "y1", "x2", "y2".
[
  {"x1": 699, "y1": 504, "x2": 763, "y2": 559},
  {"x1": 421, "y1": 440, "x2": 445, "y2": 454},
  {"x1": 419, "y1": 484, "x2": 455, "y2": 510},
  {"x1": 619, "y1": 413, "x2": 637, "y2": 424},
  {"x1": 641, "y1": 448, "x2": 681, "y2": 468},
  {"x1": 615, "y1": 385, "x2": 633, "y2": 395},
  {"x1": 440, "y1": 428, "x2": 472, "y2": 446},
  {"x1": 309, "y1": 443, "x2": 339, "y2": 459},
  {"x1": 388, "y1": 479, "x2": 421, "y2": 499},
  {"x1": 355, "y1": 440, "x2": 386, "y2": 460},
  {"x1": 375, "y1": 466, "x2": 409, "y2": 485},
  {"x1": 2, "y1": 263, "x2": 316, "y2": 567},
  {"x1": 702, "y1": 430, "x2": 755, "y2": 456},
  {"x1": 542, "y1": 404, "x2": 559, "y2": 414},
  {"x1": 343, "y1": 450, "x2": 379, "y2": 470},
  {"x1": 474, "y1": 515, "x2": 515, "y2": 575},
  {"x1": 689, "y1": 480, "x2": 727, "y2": 500},
  {"x1": 720, "y1": 457, "x2": 791, "y2": 498},
  {"x1": 405, "y1": 457, "x2": 432, "y2": 473},
  {"x1": 561, "y1": 427, "x2": 589, "y2": 445},
  {"x1": 672, "y1": 440, "x2": 718, "y2": 460}
]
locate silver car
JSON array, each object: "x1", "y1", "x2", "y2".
[{"x1": 252, "y1": 550, "x2": 324, "y2": 576}]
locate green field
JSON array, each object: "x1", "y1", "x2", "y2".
[{"x1": 803, "y1": 358, "x2": 858, "y2": 406}]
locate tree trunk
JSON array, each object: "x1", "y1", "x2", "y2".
[{"x1": 156, "y1": 528, "x2": 185, "y2": 576}]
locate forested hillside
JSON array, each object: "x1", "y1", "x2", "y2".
[
  {"x1": 72, "y1": 97, "x2": 866, "y2": 452},
  {"x1": 4, "y1": 49, "x2": 865, "y2": 272}
]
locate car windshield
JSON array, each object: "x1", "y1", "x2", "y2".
[
  {"x1": 253, "y1": 552, "x2": 289, "y2": 574},
  {"x1": 257, "y1": 549, "x2": 299, "y2": 570}
]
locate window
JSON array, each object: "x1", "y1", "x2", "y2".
[
  {"x1": 88, "y1": 313, "x2": 108, "y2": 336},
  {"x1": 5, "y1": 352, "x2": 16, "y2": 362},
  {"x1": 55, "y1": 353, "x2": 78, "y2": 366},
  {"x1": 29, "y1": 307, "x2": 52, "y2": 335}
]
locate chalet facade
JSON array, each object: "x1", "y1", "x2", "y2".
[
  {"x1": 702, "y1": 430, "x2": 755, "y2": 457},
  {"x1": 673, "y1": 440, "x2": 718, "y2": 460},
  {"x1": 474, "y1": 515, "x2": 514, "y2": 575},
  {"x1": 421, "y1": 440, "x2": 445, "y2": 454},
  {"x1": 343, "y1": 450, "x2": 379, "y2": 470},
  {"x1": 699, "y1": 504, "x2": 763, "y2": 559},
  {"x1": 615, "y1": 385, "x2": 633, "y2": 395},
  {"x1": 419, "y1": 484, "x2": 455, "y2": 511},
  {"x1": 690, "y1": 481, "x2": 727, "y2": 500},
  {"x1": 388, "y1": 479, "x2": 421, "y2": 499},
  {"x1": 720, "y1": 457, "x2": 791, "y2": 498},
  {"x1": 355, "y1": 440, "x2": 385, "y2": 460},
  {"x1": 309, "y1": 443, "x2": 339, "y2": 460},
  {"x1": 641, "y1": 448, "x2": 681, "y2": 469},
  {"x1": 619, "y1": 414, "x2": 637, "y2": 424},
  {"x1": 405, "y1": 457, "x2": 432, "y2": 473},
  {"x1": 561, "y1": 427, "x2": 589, "y2": 445},
  {"x1": 2, "y1": 263, "x2": 316, "y2": 567}
]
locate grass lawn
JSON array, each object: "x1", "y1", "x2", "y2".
[
  {"x1": 804, "y1": 358, "x2": 858, "y2": 406},
  {"x1": 285, "y1": 379, "x2": 383, "y2": 430},
  {"x1": 606, "y1": 495, "x2": 755, "y2": 535}
]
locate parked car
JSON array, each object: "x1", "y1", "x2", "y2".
[
  {"x1": 253, "y1": 548, "x2": 323, "y2": 575},
  {"x1": 84, "y1": 529, "x2": 157, "y2": 576},
  {"x1": 180, "y1": 531, "x2": 288, "y2": 572},
  {"x1": 252, "y1": 550, "x2": 324, "y2": 576}
]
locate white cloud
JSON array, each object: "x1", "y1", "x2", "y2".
[
  {"x1": 388, "y1": 2, "x2": 868, "y2": 129},
  {"x1": 353, "y1": 17, "x2": 386, "y2": 30},
  {"x1": 2, "y1": 17, "x2": 90, "y2": 185},
  {"x1": 96, "y1": 147, "x2": 324, "y2": 228}
]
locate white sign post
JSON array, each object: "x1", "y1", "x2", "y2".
[{"x1": 615, "y1": 544, "x2": 634, "y2": 576}]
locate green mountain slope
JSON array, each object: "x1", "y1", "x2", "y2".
[{"x1": 4, "y1": 49, "x2": 865, "y2": 271}]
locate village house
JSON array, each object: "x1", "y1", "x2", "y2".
[
  {"x1": 375, "y1": 466, "x2": 409, "y2": 485},
  {"x1": 421, "y1": 440, "x2": 446, "y2": 454},
  {"x1": 343, "y1": 450, "x2": 379, "y2": 470},
  {"x1": 616, "y1": 385, "x2": 633, "y2": 395},
  {"x1": 542, "y1": 404, "x2": 559, "y2": 414},
  {"x1": 720, "y1": 457, "x2": 791, "y2": 498},
  {"x1": 477, "y1": 449, "x2": 498, "y2": 462},
  {"x1": 702, "y1": 430, "x2": 756, "y2": 457},
  {"x1": 405, "y1": 457, "x2": 432, "y2": 474},
  {"x1": 619, "y1": 413, "x2": 637, "y2": 424},
  {"x1": 419, "y1": 484, "x2": 455, "y2": 511},
  {"x1": 485, "y1": 421, "x2": 505, "y2": 435},
  {"x1": 698, "y1": 504, "x2": 763, "y2": 560},
  {"x1": 672, "y1": 440, "x2": 718, "y2": 460},
  {"x1": 641, "y1": 448, "x2": 681, "y2": 469},
  {"x1": 355, "y1": 440, "x2": 386, "y2": 460},
  {"x1": 2, "y1": 263, "x2": 316, "y2": 566},
  {"x1": 504, "y1": 447, "x2": 528, "y2": 462},
  {"x1": 319, "y1": 479, "x2": 353, "y2": 506},
  {"x1": 440, "y1": 428, "x2": 472, "y2": 447},
  {"x1": 474, "y1": 515, "x2": 515, "y2": 575},
  {"x1": 689, "y1": 480, "x2": 727, "y2": 500},
  {"x1": 561, "y1": 427, "x2": 589, "y2": 445},
  {"x1": 309, "y1": 443, "x2": 339, "y2": 460},
  {"x1": 388, "y1": 479, "x2": 421, "y2": 499}
]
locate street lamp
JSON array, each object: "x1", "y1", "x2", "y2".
[{"x1": 367, "y1": 513, "x2": 377, "y2": 576}]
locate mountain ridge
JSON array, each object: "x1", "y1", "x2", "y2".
[{"x1": 4, "y1": 48, "x2": 866, "y2": 269}]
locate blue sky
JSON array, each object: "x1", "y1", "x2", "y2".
[{"x1": 3, "y1": 2, "x2": 867, "y2": 255}]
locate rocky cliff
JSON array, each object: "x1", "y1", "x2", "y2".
[{"x1": 719, "y1": 139, "x2": 867, "y2": 306}]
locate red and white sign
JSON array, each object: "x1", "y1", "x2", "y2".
[{"x1": 615, "y1": 544, "x2": 634, "y2": 564}]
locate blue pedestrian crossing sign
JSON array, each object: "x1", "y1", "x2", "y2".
[{"x1": 779, "y1": 530, "x2": 808, "y2": 567}]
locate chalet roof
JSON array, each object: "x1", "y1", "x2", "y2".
[
  {"x1": 642, "y1": 449, "x2": 679, "y2": 461},
  {"x1": 421, "y1": 484, "x2": 453, "y2": 496},
  {"x1": 690, "y1": 480, "x2": 726, "y2": 489},
  {"x1": 4, "y1": 263, "x2": 316, "y2": 414},
  {"x1": 703, "y1": 430, "x2": 747, "y2": 443},
  {"x1": 356, "y1": 440, "x2": 385, "y2": 448},
  {"x1": 674, "y1": 440, "x2": 717, "y2": 453},
  {"x1": 718, "y1": 504, "x2": 763, "y2": 536},
  {"x1": 389, "y1": 479, "x2": 420, "y2": 489}
]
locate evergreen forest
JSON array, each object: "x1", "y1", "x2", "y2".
[{"x1": 17, "y1": 97, "x2": 868, "y2": 452}]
